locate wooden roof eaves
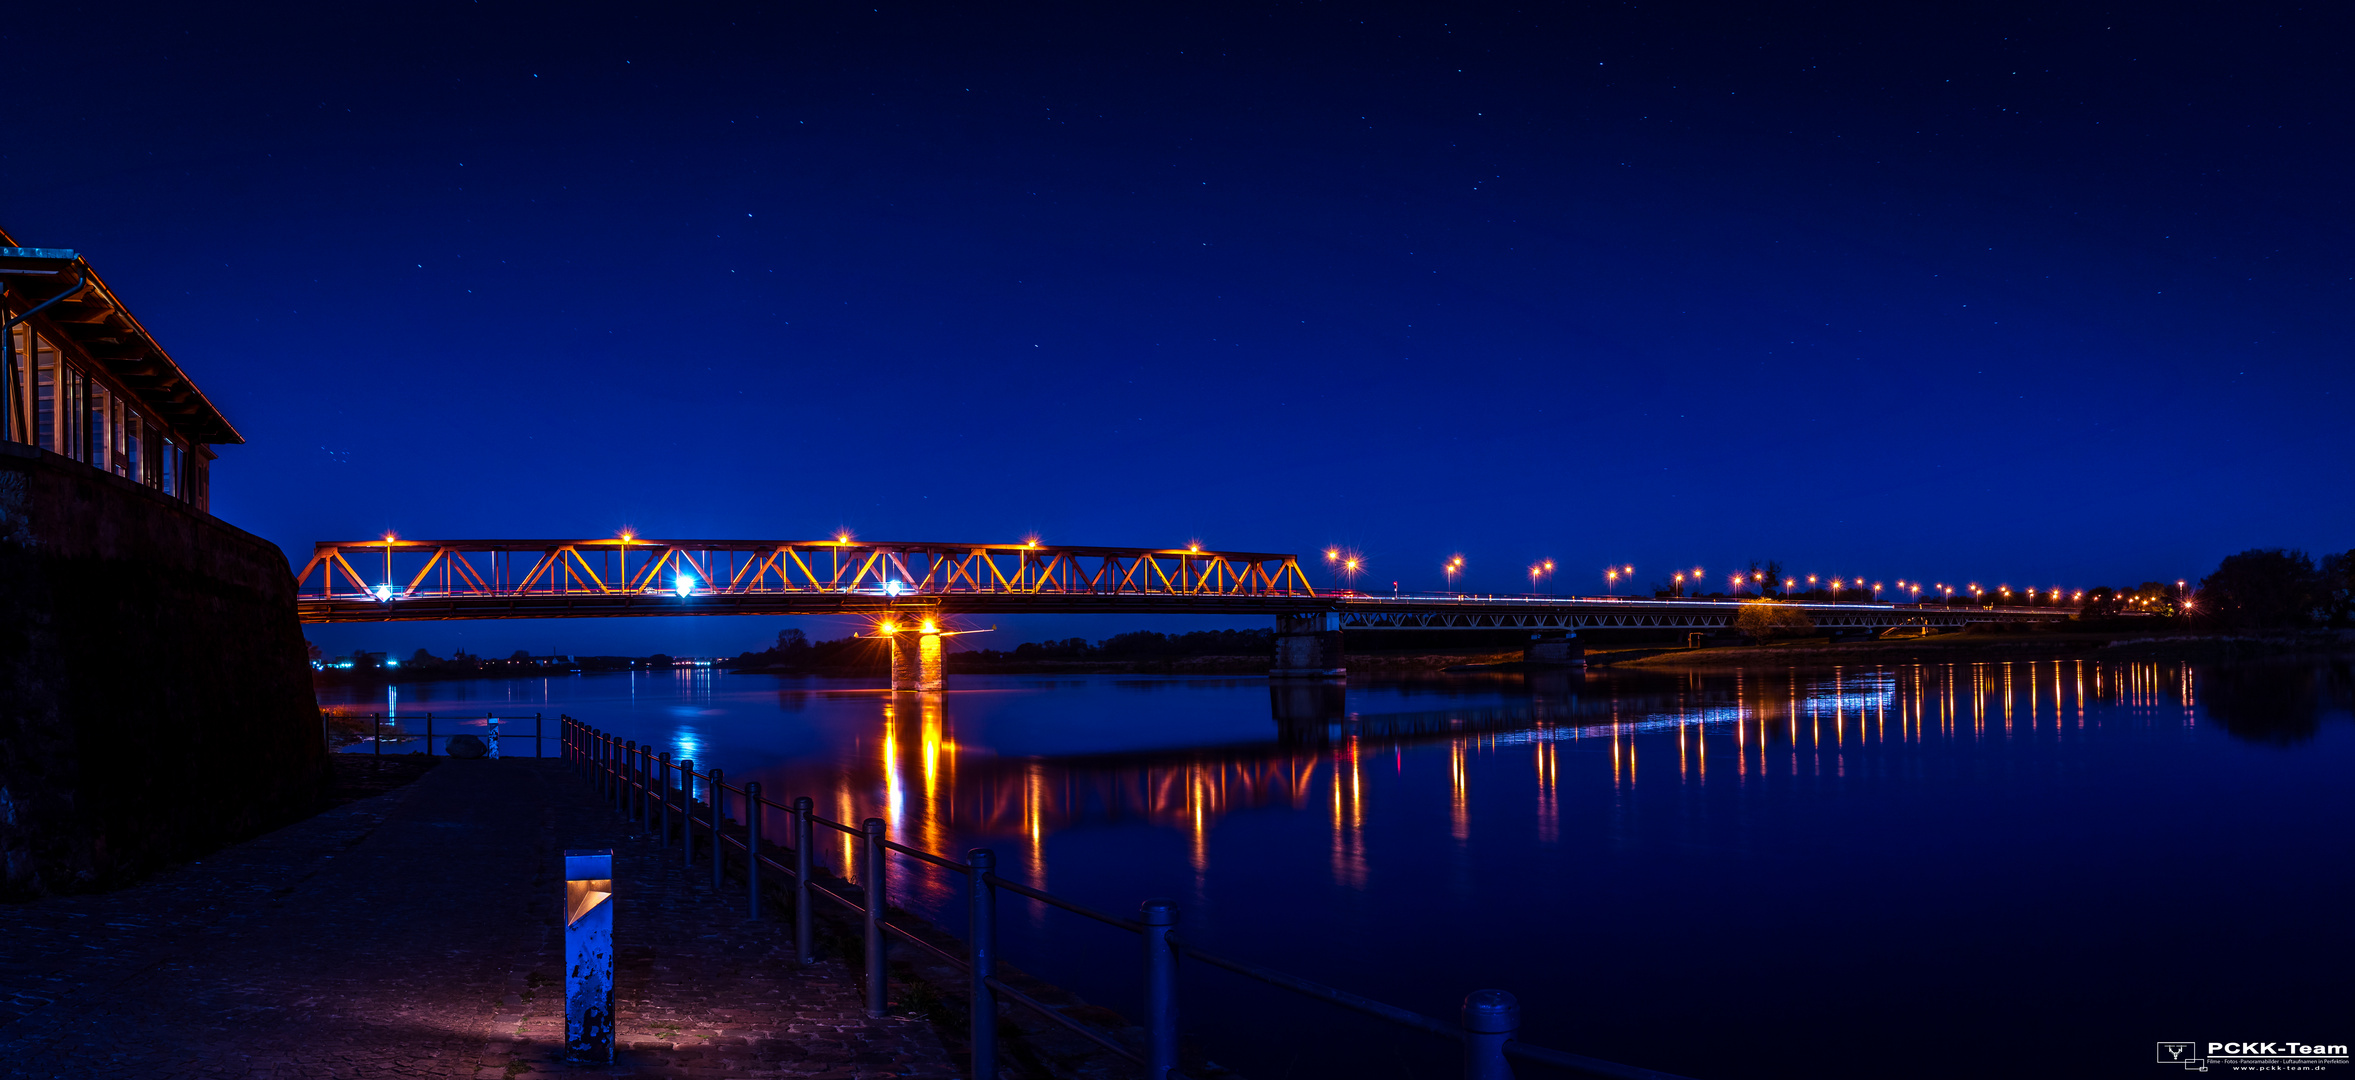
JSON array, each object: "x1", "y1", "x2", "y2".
[{"x1": 0, "y1": 225, "x2": 244, "y2": 445}]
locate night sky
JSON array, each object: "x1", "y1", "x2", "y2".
[{"x1": 6, "y1": 2, "x2": 2348, "y2": 657}]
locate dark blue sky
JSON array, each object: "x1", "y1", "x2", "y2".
[{"x1": 7, "y1": 2, "x2": 2349, "y2": 656}]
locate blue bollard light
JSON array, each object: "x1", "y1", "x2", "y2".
[{"x1": 564, "y1": 849, "x2": 616, "y2": 1062}]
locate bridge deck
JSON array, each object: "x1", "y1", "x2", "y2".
[{"x1": 293, "y1": 536, "x2": 2070, "y2": 626}]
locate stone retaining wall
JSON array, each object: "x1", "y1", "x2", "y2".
[{"x1": 0, "y1": 443, "x2": 326, "y2": 896}]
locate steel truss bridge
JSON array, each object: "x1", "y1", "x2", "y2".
[{"x1": 293, "y1": 536, "x2": 2068, "y2": 630}]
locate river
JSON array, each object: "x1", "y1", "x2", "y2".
[{"x1": 318, "y1": 657, "x2": 2355, "y2": 1079}]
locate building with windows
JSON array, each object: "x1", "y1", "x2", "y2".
[
  {"x1": 2, "y1": 231, "x2": 238, "y2": 508},
  {"x1": 3, "y1": 227, "x2": 321, "y2": 897}
]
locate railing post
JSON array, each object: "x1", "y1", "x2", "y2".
[
  {"x1": 1141, "y1": 898, "x2": 1179, "y2": 1080},
  {"x1": 709, "y1": 769, "x2": 727, "y2": 891},
  {"x1": 373, "y1": 713, "x2": 381, "y2": 758},
  {"x1": 643, "y1": 745, "x2": 657, "y2": 822},
  {"x1": 968, "y1": 848, "x2": 998, "y2": 1080},
  {"x1": 1462, "y1": 990, "x2": 1519, "y2": 1080},
  {"x1": 426, "y1": 712, "x2": 435, "y2": 756},
  {"x1": 636, "y1": 744, "x2": 650, "y2": 824},
  {"x1": 862, "y1": 817, "x2": 888, "y2": 1019},
  {"x1": 536, "y1": 713, "x2": 544, "y2": 759},
  {"x1": 656, "y1": 752, "x2": 671, "y2": 846},
  {"x1": 624, "y1": 741, "x2": 638, "y2": 821},
  {"x1": 744, "y1": 782, "x2": 763, "y2": 919},
  {"x1": 680, "y1": 760, "x2": 696, "y2": 866},
  {"x1": 793, "y1": 797, "x2": 814, "y2": 964}
]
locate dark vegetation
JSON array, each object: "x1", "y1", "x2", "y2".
[{"x1": 2193, "y1": 548, "x2": 2355, "y2": 629}]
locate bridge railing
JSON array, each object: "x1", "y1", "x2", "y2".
[
  {"x1": 562, "y1": 716, "x2": 1694, "y2": 1080},
  {"x1": 296, "y1": 538, "x2": 1318, "y2": 604},
  {"x1": 327, "y1": 711, "x2": 552, "y2": 757}
]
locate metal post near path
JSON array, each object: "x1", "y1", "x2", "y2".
[
  {"x1": 967, "y1": 847, "x2": 998, "y2": 1080},
  {"x1": 744, "y1": 781, "x2": 763, "y2": 920},
  {"x1": 1142, "y1": 898, "x2": 1178, "y2": 1079},
  {"x1": 863, "y1": 817, "x2": 887, "y2": 1019}
]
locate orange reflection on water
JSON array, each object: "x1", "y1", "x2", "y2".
[{"x1": 1450, "y1": 739, "x2": 1470, "y2": 843}]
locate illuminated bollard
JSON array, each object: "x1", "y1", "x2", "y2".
[
  {"x1": 486, "y1": 716, "x2": 501, "y2": 759},
  {"x1": 564, "y1": 849, "x2": 616, "y2": 1062}
]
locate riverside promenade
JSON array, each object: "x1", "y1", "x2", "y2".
[{"x1": 0, "y1": 759, "x2": 959, "y2": 1079}]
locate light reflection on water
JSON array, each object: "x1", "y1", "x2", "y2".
[{"x1": 318, "y1": 658, "x2": 2353, "y2": 1079}]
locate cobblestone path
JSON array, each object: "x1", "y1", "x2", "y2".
[{"x1": 0, "y1": 759, "x2": 958, "y2": 1079}]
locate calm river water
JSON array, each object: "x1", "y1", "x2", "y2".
[{"x1": 319, "y1": 659, "x2": 2354, "y2": 1079}]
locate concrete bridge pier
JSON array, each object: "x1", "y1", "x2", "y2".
[
  {"x1": 1523, "y1": 632, "x2": 1585, "y2": 667},
  {"x1": 1271, "y1": 612, "x2": 1346, "y2": 679},
  {"x1": 887, "y1": 628, "x2": 946, "y2": 692}
]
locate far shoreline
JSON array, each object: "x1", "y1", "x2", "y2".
[{"x1": 312, "y1": 628, "x2": 2355, "y2": 693}]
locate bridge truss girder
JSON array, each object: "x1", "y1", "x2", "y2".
[{"x1": 294, "y1": 537, "x2": 1318, "y2": 623}]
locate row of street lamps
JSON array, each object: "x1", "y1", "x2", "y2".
[{"x1": 1326, "y1": 546, "x2": 2188, "y2": 607}]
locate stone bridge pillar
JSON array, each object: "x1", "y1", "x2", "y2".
[
  {"x1": 1523, "y1": 632, "x2": 1585, "y2": 667},
  {"x1": 1271, "y1": 611, "x2": 1345, "y2": 679},
  {"x1": 887, "y1": 627, "x2": 945, "y2": 692}
]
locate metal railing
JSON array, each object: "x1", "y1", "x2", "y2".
[
  {"x1": 339, "y1": 712, "x2": 554, "y2": 757},
  {"x1": 561, "y1": 716, "x2": 1696, "y2": 1080}
]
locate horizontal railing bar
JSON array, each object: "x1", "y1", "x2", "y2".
[
  {"x1": 982, "y1": 873, "x2": 1143, "y2": 933},
  {"x1": 884, "y1": 919, "x2": 967, "y2": 970},
  {"x1": 810, "y1": 816, "x2": 864, "y2": 837},
  {"x1": 1503, "y1": 1042, "x2": 1702, "y2": 1080},
  {"x1": 1167, "y1": 935, "x2": 1455, "y2": 1039},
  {"x1": 808, "y1": 879, "x2": 864, "y2": 913},
  {"x1": 1168, "y1": 936, "x2": 1694, "y2": 1080},
  {"x1": 880, "y1": 838, "x2": 971, "y2": 871},
  {"x1": 985, "y1": 976, "x2": 1144, "y2": 1066}
]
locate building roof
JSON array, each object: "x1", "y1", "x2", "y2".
[{"x1": 0, "y1": 228, "x2": 243, "y2": 445}]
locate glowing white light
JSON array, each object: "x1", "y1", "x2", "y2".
[
  {"x1": 676, "y1": 574, "x2": 697, "y2": 598},
  {"x1": 883, "y1": 579, "x2": 904, "y2": 597},
  {"x1": 373, "y1": 583, "x2": 393, "y2": 602}
]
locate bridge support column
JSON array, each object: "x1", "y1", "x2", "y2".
[
  {"x1": 1522, "y1": 632, "x2": 1584, "y2": 667},
  {"x1": 1271, "y1": 612, "x2": 1345, "y2": 679},
  {"x1": 887, "y1": 629, "x2": 946, "y2": 692}
]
